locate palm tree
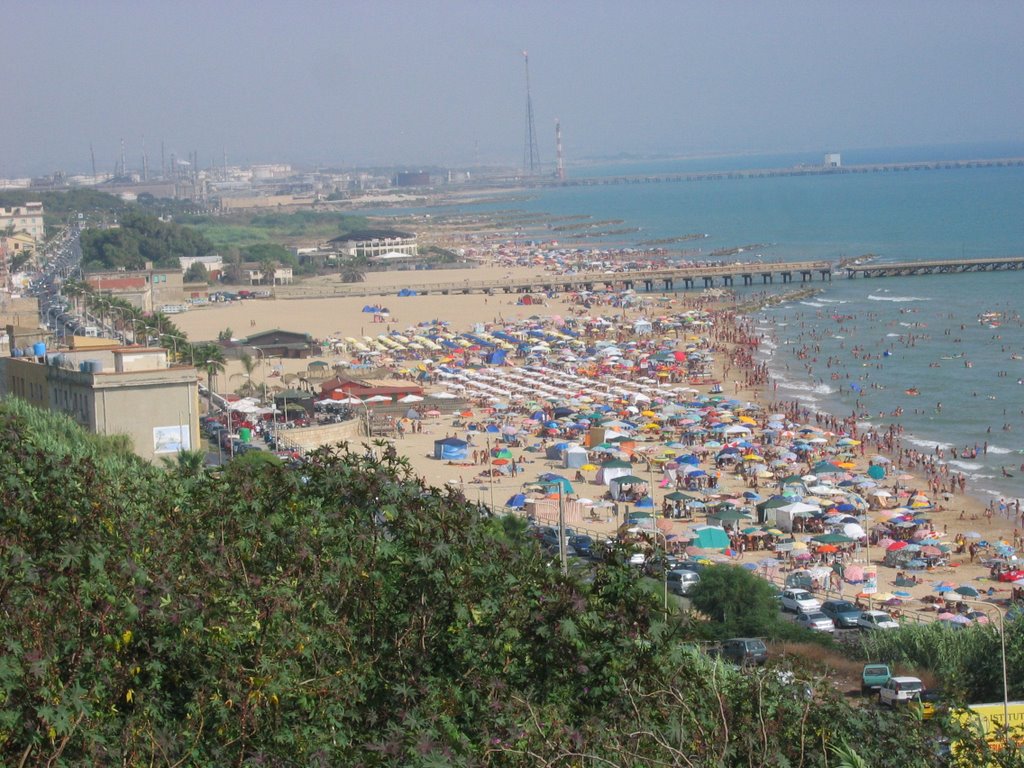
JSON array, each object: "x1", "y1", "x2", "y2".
[
  {"x1": 160, "y1": 448, "x2": 208, "y2": 478},
  {"x1": 194, "y1": 342, "x2": 227, "y2": 391},
  {"x1": 231, "y1": 352, "x2": 259, "y2": 398},
  {"x1": 259, "y1": 258, "x2": 277, "y2": 288}
]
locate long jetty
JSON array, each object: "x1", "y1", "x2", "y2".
[
  {"x1": 523, "y1": 157, "x2": 1024, "y2": 188},
  {"x1": 283, "y1": 261, "x2": 834, "y2": 299},
  {"x1": 845, "y1": 256, "x2": 1024, "y2": 278},
  {"x1": 277, "y1": 256, "x2": 1024, "y2": 301}
]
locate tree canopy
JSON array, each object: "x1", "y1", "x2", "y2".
[
  {"x1": 80, "y1": 210, "x2": 215, "y2": 271},
  {"x1": 0, "y1": 399, "x2": 1009, "y2": 766}
]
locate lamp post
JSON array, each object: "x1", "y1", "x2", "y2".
[
  {"x1": 650, "y1": 527, "x2": 670, "y2": 619},
  {"x1": 960, "y1": 598, "x2": 1010, "y2": 739}
]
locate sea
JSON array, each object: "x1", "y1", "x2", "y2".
[{"x1": 360, "y1": 142, "x2": 1024, "y2": 504}]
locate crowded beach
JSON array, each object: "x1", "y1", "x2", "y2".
[{"x1": 175, "y1": 246, "x2": 1024, "y2": 624}]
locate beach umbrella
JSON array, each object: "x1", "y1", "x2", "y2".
[
  {"x1": 955, "y1": 586, "x2": 981, "y2": 598},
  {"x1": 812, "y1": 533, "x2": 855, "y2": 544}
]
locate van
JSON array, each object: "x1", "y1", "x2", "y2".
[{"x1": 667, "y1": 569, "x2": 701, "y2": 596}]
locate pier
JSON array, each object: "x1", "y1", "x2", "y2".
[
  {"x1": 281, "y1": 261, "x2": 834, "y2": 300},
  {"x1": 845, "y1": 256, "x2": 1024, "y2": 278},
  {"x1": 523, "y1": 157, "x2": 1024, "y2": 188}
]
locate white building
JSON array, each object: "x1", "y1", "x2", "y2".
[
  {"x1": 0, "y1": 202, "x2": 45, "y2": 241},
  {"x1": 178, "y1": 254, "x2": 224, "y2": 276},
  {"x1": 824, "y1": 153, "x2": 842, "y2": 168}
]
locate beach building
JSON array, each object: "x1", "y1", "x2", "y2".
[
  {"x1": 85, "y1": 262, "x2": 184, "y2": 313},
  {"x1": 243, "y1": 265, "x2": 294, "y2": 285},
  {"x1": 178, "y1": 254, "x2": 224, "y2": 279},
  {"x1": 319, "y1": 375, "x2": 423, "y2": 403},
  {"x1": 243, "y1": 329, "x2": 315, "y2": 359},
  {"x1": 0, "y1": 202, "x2": 45, "y2": 241},
  {"x1": 330, "y1": 229, "x2": 418, "y2": 259},
  {"x1": 0, "y1": 336, "x2": 200, "y2": 463}
]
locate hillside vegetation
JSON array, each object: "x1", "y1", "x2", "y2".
[{"x1": 0, "y1": 399, "x2": 1009, "y2": 766}]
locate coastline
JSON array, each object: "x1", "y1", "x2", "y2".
[{"x1": 178, "y1": 261, "x2": 1019, "y2": 616}]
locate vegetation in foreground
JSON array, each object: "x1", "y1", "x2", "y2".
[{"x1": 0, "y1": 398, "x2": 1018, "y2": 766}]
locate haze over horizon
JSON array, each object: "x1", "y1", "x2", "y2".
[{"x1": 4, "y1": 1, "x2": 1023, "y2": 177}]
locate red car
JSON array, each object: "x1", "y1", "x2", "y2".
[{"x1": 996, "y1": 569, "x2": 1024, "y2": 583}]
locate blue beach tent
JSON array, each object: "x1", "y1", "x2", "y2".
[{"x1": 433, "y1": 437, "x2": 469, "y2": 460}]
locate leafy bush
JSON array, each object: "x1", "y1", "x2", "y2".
[{"x1": 0, "y1": 401, "x2": 1000, "y2": 765}]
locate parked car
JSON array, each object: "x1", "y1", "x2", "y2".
[
  {"x1": 821, "y1": 599, "x2": 862, "y2": 628},
  {"x1": 909, "y1": 689, "x2": 945, "y2": 720},
  {"x1": 713, "y1": 637, "x2": 768, "y2": 667},
  {"x1": 569, "y1": 534, "x2": 594, "y2": 557},
  {"x1": 780, "y1": 588, "x2": 820, "y2": 613},
  {"x1": 784, "y1": 572, "x2": 815, "y2": 592},
  {"x1": 879, "y1": 676, "x2": 924, "y2": 706},
  {"x1": 667, "y1": 568, "x2": 701, "y2": 596},
  {"x1": 794, "y1": 610, "x2": 835, "y2": 633},
  {"x1": 628, "y1": 551, "x2": 647, "y2": 567},
  {"x1": 861, "y1": 663, "x2": 892, "y2": 695},
  {"x1": 857, "y1": 610, "x2": 900, "y2": 631}
]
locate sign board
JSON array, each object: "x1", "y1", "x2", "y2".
[
  {"x1": 862, "y1": 568, "x2": 878, "y2": 595},
  {"x1": 153, "y1": 425, "x2": 191, "y2": 454}
]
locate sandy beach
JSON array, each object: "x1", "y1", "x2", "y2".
[{"x1": 183, "y1": 258, "x2": 1020, "y2": 622}]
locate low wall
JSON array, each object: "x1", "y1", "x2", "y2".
[{"x1": 278, "y1": 419, "x2": 363, "y2": 453}]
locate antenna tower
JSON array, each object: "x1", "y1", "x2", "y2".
[
  {"x1": 90, "y1": 143, "x2": 96, "y2": 179},
  {"x1": 522, "y1": 51, "x2": 540, "y2": 174},
  {"x1": 555, "y1": 120, "x2": 565, "y2": 181},
  {"x1": 120, "y1": 138, "x2": 127, "y2": 178}
]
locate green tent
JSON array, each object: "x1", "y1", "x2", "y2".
[
  {"x1": 691, "y1": 525, "x2": 730, "y2": 550},
  {"x1": 811, "y1": 533, "x2": 856, "y2": 544}
]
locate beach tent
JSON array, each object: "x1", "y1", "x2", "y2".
[
  {"x1": 775, "y1": 501, "x2": 821, "y2": 532},
  {"x1": 545, "y1": 442, "x2": 570, "y2": 460},
  {"x1": 506, "y1": 493, "x2": 527, "y2": 509},
  {"x1": 609, "y1": 474, "x2": 648, "y2": 500},
  {"x1": 486, "y1": 349, "x2": 507, "y2": 365},
  {"x1": 433, "y1": 437, "x2": 469, "y2": 460},
  {"x1": 597, "y1": 459, "x2": 632, "y2": 486},
  {"x1": 691, "y1": 525, "x2": 730, "y2": 551},
  {"x1": 633, "y1": 318, "x2": 653, "y2": 335},
  {"x1": 562, "y1": 444, "x2": 589, "y2": 469}
]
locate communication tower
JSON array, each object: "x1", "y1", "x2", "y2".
[
  {"x1": 522, "y1": 51, "x2": 540, "y2": 175},
  {"x1": 555, "y1": 120, "x2": 565, "y2": 181}
]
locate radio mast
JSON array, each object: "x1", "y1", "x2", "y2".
[{"x1": 522, "y1": 51, "x2": 540, "y2": 175}]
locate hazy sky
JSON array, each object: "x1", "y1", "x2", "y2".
[{"x1": 4, "y1": 1, "x2": 1023, "y2": 176}]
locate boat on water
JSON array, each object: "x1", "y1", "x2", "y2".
[{"x1": 941, "y1": 352, "x2": 965, "y2": 360}]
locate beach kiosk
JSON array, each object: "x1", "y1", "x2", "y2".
[{"x1": 433, "y1": 437, "x2": 469, "y2": 460}]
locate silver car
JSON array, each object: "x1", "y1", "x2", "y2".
[{"x1": 794, "y1": 610, "x2": 835, "y2": 633}]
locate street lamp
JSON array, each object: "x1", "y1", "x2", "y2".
[
  {"x1": 649, "y1": 527, "x2": 670, "y2": 619},
  {"x1": 960, "y1": 598, "x2": 1010, "y2": 740}
]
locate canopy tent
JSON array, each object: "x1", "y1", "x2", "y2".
[
  {"x1": 608, "y1": 474, "x2": 648, "y2": 501},
  {"x1": 433, "y1": 437, "x2": 469, "y2": 460},
  {"x1": 562, "y1": 444, "x2": 589, "y2": 469},
  {"x1": 691, "y1": 525, "x2": 730, "y2": 551}
]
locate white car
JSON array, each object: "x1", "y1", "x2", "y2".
[
  {"x1": 857, "y1": 609, "x2": 900, "y2": 630},
  {"x1": 879, "y1": 676, "x2": 924, "y2": 706},
  {"x1": 794, "y1": 610, "x2": 835, "y2": 632},
  {"x1": 780, "y1": 588, "x2": 820, "y2": 613}
]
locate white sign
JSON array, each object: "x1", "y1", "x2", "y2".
[{"x1": 153, "y1": 425, "x2": 191, "y2": 454}]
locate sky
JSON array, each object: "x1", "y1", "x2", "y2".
[{"x1": 4, "y1": 1, "x2": 1024, "y2": 176}]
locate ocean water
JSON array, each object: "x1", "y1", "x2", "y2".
[
  {"x1": 360, "y1": 144, "x2": 1024, "y2": 502},
  {"x1": 487, "y1": 147, "x2": 1024, "y2": 504}
]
